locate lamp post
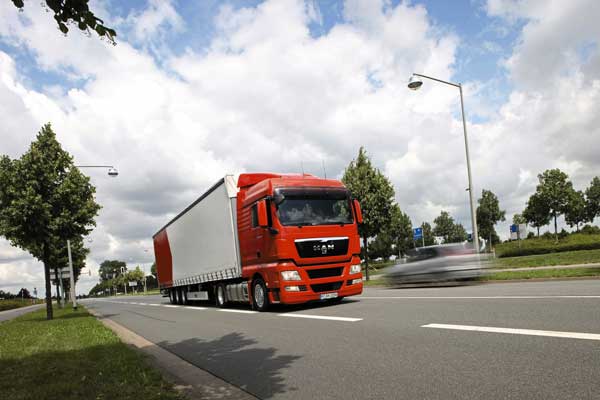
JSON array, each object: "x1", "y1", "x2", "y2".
[{"x1": 407, "y1": 73, "x2": 479, "y2": 252}]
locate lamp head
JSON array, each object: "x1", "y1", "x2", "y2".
[
  {"x1": 407, "y1": 75, "x2": 423, "y2": 90},
  {"x1": 107, "y1": 167, "x2": 119, "y2": 177}
]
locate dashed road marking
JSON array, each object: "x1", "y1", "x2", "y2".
[
  {"x1": 218, "y1": 309, "x2": 258, "y2": 314},
  {"x1": 279, "y1": 313, "x2": 362, "y2": 322},
  {"x1": 422, "y1": 323, "x2": 600, "y2": 341}
]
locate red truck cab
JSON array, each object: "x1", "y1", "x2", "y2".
[{"x1": 237, "y1": 173, "x2": 364, "y2": 309}]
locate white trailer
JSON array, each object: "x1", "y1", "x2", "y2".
[{"x1": 153, "y1": 175, "x2": 244, "y2": 303}]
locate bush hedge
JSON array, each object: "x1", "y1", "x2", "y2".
[{"x1": 496, "y1": 233, "x2": 600, "y2": 258}]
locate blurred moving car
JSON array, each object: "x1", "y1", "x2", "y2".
[{"x1": 384, "y1": 242, "x2": 489, "y2": 285}]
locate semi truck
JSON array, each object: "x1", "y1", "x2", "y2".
[{"x1": 153, "y1": 173, "x2": 364, "y2": 311}]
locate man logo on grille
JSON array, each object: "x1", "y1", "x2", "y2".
[{"x1": 314, "y1": 243, "x2": 334, "y2": 255}]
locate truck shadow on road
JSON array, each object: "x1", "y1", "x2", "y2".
[{"x1": 158, "y1": 332, "x2": 301, "y2": 399}]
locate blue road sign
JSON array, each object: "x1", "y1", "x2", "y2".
[
  {"x1": 413, "y1": 227, "x2": 423, "y2": 240},
  {"x1": 510, "y1": 224, "x2": 518, "y2": 233}
]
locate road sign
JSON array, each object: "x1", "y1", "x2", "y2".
[
  {"x1": 128, "y1": 281, "x2": 138, "y2": 287},
  {"x1": 413, "y1": 227, "x2": 423, "y2": 240}
]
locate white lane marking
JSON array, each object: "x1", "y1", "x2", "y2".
[
  {"x1": 147, "y1": 304, "x2": 161, "y2": 307},
  {"x1": 218, "y1": 309, "x2": 258, "y2": 314},
  {"x1": 279, "y1": 313, "x2": 362, "y2": 322},
  {"x1": 137, "y1": 302, "x2": 148, "y2": 305},
  {"x1": 361, "y1": 295, "x2": 600, "y2": 299},
  {"x1": 163, "y1": 305, "x2": 181, "y2": 308},
  {"x1": 189, "y1": 307, "x2": 207, "y2": 310},
  {"x1": 422, "y1": 323, "x2": 600, "y2": 341}
]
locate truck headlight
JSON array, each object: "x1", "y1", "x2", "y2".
[
  {"x1": 350, "y1": 264, "x2": 362, "y2": 274},
  {"x1": 281, "y1": 270, "x2": 301, "y2": 281}
]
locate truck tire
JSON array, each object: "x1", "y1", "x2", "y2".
[
  {"x1": 169, "y1": 289, "x2": 176, "y2": 304},
  {"x1": 182, "y1": 287, "x2": 189, "y2": 305},
  {"x1": 252, "y1": 278, "x2": 269, "y2": 312},
  {"x1": 215, "y1": 283, "x2": 227, "y2": 308},
  {"x1": 176, "y1": 288, "x2": 184, "y2": 305}
]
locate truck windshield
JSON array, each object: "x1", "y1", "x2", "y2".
[{"x1": 276, "y1": 191, "x2": 353, "y2": 226}]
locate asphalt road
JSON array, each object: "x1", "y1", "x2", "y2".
[
  {"x1": 0, "y1": 303, "x2": 44, "y2": 322},
  {"x1": 83, "y1": 280, "x2": 600, "y2": 400}
]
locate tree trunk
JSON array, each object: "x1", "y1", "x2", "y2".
[
  {"x1": 363, "y1": 235, "x2": 369, "y2": 281},
  {"x1": 42, "y1": 244, "x2": 53, "y2": 320},
  {"x1": 554, "y1": 213, "x2": 558, "y2": 243},
  {"x1": 537, "y1": 226, "x2": 540, "y2": 237},
  {"x1": 54, "y1": 268, "x2": 62, "y2": 308}
]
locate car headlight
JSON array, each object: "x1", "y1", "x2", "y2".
[
  {"x1": 281, "y1": 270, "x2": 301, "y2": 281},
  {"x1": 350, "y1": 264, "x2": 362, "y2": 274}
]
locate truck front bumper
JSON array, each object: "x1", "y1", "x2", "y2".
[{"x1": 277, "y1": 280, "x2": 363, "y2": 304}]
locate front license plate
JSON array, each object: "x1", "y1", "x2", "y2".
[{"x1": 320, "y1": 292, "x2": 338, "y2": 300}]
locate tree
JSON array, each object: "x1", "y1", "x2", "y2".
[
  {"x1": 17, "y1": 288, "x2": 32, "y2": 299},
  {"x1": 342, "y1": 147, "x2": 395, "y2": 280},
  {"x1": 10, "y1": 0, "x2": 116, "y2": 44},
  {"x1": 535, "y1": 169, "x2": 574, "y2": 241},
  {"x1": 512, "y1": 213, "x2": 527, "y2": 225},
  {"x1": 565, "y1": 190, "x2": 588, "y2": 231},
  {"x1": 585, "y1": 177, "x2": 600, "y2": 221},
  {"x1": 150, "y1": 262, "x2": 157, "y2": 277},
  {"x1": 386, "y1": 204, "x2": 413, "y2": 256},
  {"x1": 99, "y1": 260, "x2": 127, "y2": 282},
  {"x1": 448, "y1": 223, "x2": 468, "y2": 243},
  {"x1": 433, "y1": 211, "x2": 455, "y2": 243},
  {"x1": 0, "y1": 124, "x2": 101, "y2": 319},
  {"x1": 419, "y1": 222, "x2": 435, "y2": 247},
  {"x1": 476, "y1": 189, "x2": 506, "y2": 247},
  {"x1": 522, "y1": 193, "x2": 551, "y2": 236}
]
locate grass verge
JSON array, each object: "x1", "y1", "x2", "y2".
[
  {"x1": 483, "y1": 267, "x2": 600, "y2": 281},
  {"x1": 0, "y1": 299, "x2": 43, "y2": 312},
  {"x1": 0, "y1": 305, "x2": 183, "y2": 400},
  {"x1": 495, "y1": 233, "x2": 600, "y2": 257},
  {"x1": 493, "y1": 249, "x2": 600, "y2": 269}
]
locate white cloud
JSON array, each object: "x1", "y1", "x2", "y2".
[{"x1": 0, "y1": 0, "x2": 598, "y2": 295}]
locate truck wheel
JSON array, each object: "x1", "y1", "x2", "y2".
[
  {"x1": 169, "y1": 289, "x2": 176, "y2": 304},
  {"x1": 252, "y1": 278, "x2": 269, "y2": 312},
  {"x1": 176, "y1": 288, "x2": 184, "y2": 305},
  {"x1": 215, "y1": 284, "x2": 227, "y2": 308},
  {"x1": 182, "y1": 288, "x2": 189, "y2": 305}
]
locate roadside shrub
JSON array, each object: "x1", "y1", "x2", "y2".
[
  {"x1": 495, "y1": 233, "x2": 600, "y2": 257},
  {"x1": 527, "y1": 232, "x2": 536, "y2": 239},
  {"x1": 581, "y1": 225, "x2": 600, "y2": 235}
]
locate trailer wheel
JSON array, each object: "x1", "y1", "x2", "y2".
[
  {"x1": 169, "y1": 289, "x2": 176, "y2": 304},
  {"x1": 182, "y1": 287, "x2": 189, "y2": 305},
  {"x1": 215, "y1": 284, "x2": 227, "y2": 308},
  {"x1": 176, "y1": 288, "x2": 184, "y2": 305},
  {"x1": 252, "y1": 278, "x2": 269, "y2": 312}
]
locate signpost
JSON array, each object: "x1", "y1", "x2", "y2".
[
  {"x1": 67, "y1": 240, "x2": 77, "y2": 310},
  {"x1": 413, "y1": 227, "x2": 424, "y2": 247}
]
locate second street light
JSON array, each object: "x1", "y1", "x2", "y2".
[{"x1": 407, "y1": 73, "x2": 480, "y2": 252}]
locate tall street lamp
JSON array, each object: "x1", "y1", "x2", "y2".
[
  {"x1": 75, "y1": 165, "x2": 119, "y2": 177},
  {"x1": 407, "y1": 73, "x2": 479, "y2": 252}
]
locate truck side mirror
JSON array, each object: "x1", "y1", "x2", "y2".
[
  {"x1": 353, "y1": 199, "x2": 363, "y2": 224},
  {"x1": 257, "y1": 200, "x2": 269, "y2": 227}
]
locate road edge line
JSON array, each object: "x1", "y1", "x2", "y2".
[{"x1": 87, "y1": 307, "x2": 258, "y2": 400}]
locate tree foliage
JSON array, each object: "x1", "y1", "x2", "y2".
[
  {"x1": 99, "y1": 260, "x2": 127, "y2": 281},
  {"x1": 0, "y1": 124, "x2": 101, "y2": 319},
  {"x1": 342, "y1": 147, "x2": 395, "y2": 279},
  {"x1": 10, "y1": 0, "x2": 116, "y2": 44},
  {"x1": 585, "y1": 177, "x2": 600, "y2": 221},
  {"x1": 535, "y1": 169, "x2": 574, "y2": 239},
  {"x1": 432, "y1": 211, "x2": 455, "y2": 242},
  {"x1": 512, "y1": 213, "x2": 527, "y2": 225},
  {"x1": 522, "y1": 192, "x2": 551, "y2": 236},
  {"x1": 476, "y1": 189, "x2": 506, "y2": 246},
  {"x1": 565, "y1": 190, "x2": 588, "y2": 231}
]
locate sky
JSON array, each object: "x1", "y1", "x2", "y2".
[{"x1": 0, "y1": 0, "x2": 599, "y2": 296}]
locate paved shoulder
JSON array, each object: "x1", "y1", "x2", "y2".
[{"x1": 0, "y1": 303, "x2": 45, "y2": 322}]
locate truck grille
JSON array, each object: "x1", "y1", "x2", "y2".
[
  {"x1": 310, "y1": 281, "x2": 343, "y2": 293},
  {"x1": 306, "y1": 267, "x2": 344, "y2": 279},
  {"x1": 295, "y1": 237, "x2": 349, "y2": 258}
]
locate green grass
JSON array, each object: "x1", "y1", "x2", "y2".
[
  {"x1": 495, "y1": 233, "x2": 600, "y2": 258},
  {"x1": 484, "y1": 267, "x2": 600, "y2": 281},
  {"x1": 0, "y1": 305, "x2": 183, "y2": 400},
  {"x1": 0, "y1": 299, "x2": 43, "y2": 312},
  {"x1": 493, "y1": 249, "x2": 600, "y2": 269}
]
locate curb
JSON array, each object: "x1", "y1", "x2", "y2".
[{"x1": 87, "y1": 307, "x2": 257, "y2": 400}]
